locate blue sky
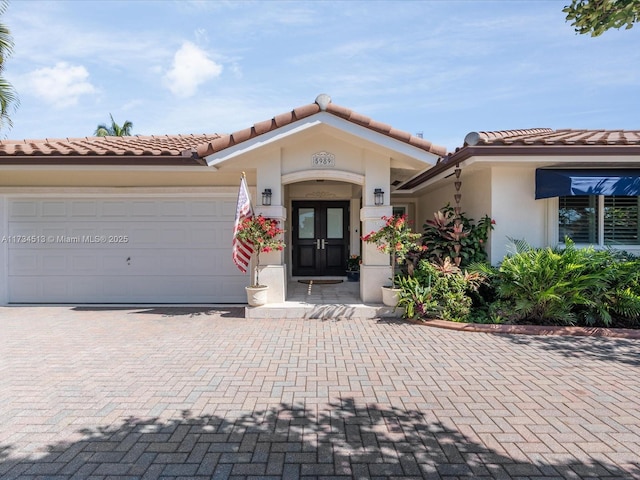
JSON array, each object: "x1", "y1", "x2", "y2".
[{"x1": 3, "y1": 0, "x2": 640, "y2": 151}]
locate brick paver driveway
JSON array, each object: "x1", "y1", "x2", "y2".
[{"x1": 1, "y1": 307, "x2": 639, "y2": 479}]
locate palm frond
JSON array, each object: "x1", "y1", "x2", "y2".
[{"x1": 505, "y1": 237, "x2": 531, "y2": 255}]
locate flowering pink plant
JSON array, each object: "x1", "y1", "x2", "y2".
[
  {"x1": 235, "y1": 215, "x2": 286, "y2": 286},
  {"x1": 362, "y1": 215, "x2": 423, "y2": 284}
]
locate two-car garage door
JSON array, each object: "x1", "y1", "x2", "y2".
[{"x1": 6, "y1": 197, "x2": 247, "y2": 303}]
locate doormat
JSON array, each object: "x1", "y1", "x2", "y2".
[{"x1": 298, "y1": 279, "x2": 343, "y2": 285}]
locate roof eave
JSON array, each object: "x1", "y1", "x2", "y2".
[
  {"x1": 398, "y1": 144, "x2": 640, "y2": 191},
  {"x1": 204, "y1": 112, "x2": 441, "y2": 167},
  {"x1": 0, "y1": 155, "x2": 208, "y2": 167}
]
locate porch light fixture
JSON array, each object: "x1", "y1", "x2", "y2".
[
  {"x1": 374, "y1": 188, "x2": 384, "y2": 206},
  {"x1": 262, "y1": 188, "x2": 272, "y2": 206}
]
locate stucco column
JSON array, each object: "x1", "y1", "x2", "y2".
[
  {"x1": 360, "y1": 152, "x2": 391, "y2": 303},
  {"x1": 360, "y1": 205, "x2": 392, "y2": 303},
  {"x1": 254, "y1": 205, "x2": 287, "y2": 303}
]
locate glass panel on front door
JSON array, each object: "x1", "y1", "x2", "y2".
[
  {"x1": 326, "y1": 208, "x2": 343, "y2": 239},
  {"x1": 298, "y1": 208, "x2": 315, "y2": 239},
  {"x1": 292, "y1": 201, "x2": 349, "y2": 276}
]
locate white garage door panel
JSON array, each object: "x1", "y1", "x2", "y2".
[
  {"x1": 7, "y1": 198, "x2": 247, "y2": 303},
  {"x1": 9, "y1": 275, "x2": 248, "y2": 303},
  {"x1": 9, "y1": 248, "x2": 222, "y2": 276}
]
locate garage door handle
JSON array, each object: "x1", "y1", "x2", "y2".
[{"x1": 126, "y1": 257, "x2": 131, "y2": 265}]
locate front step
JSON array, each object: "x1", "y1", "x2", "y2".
[{"x1": 245, "y1": 302, "x2": 402, "y2": 319}]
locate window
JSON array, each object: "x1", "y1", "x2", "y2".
[
  {"x1": 604, "y1": 196, "x2": 640, "y2": 245},
  {"x1": 559, "y1": 195, "x2": 640, "y2": 245},
  {"x1": 392, "y1": 205, "x2": 407, "y2": 217},
  {"x1": 559, "y1": 196, "x2": 597, "y2": 243}
]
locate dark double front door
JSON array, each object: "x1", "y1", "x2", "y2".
[{"x1": 292, "y1": 201, "x2": 349, "y2": 276}]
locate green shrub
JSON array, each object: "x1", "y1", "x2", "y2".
[
  {"x1": 396, "y1": 259, "x2": 482, "y2": 322},
  {"x1": 422, "y1": 204, "x2": 494, "y2": 267},
  {"x1": 483, "y1": 238, "x2": 640, "y2": 327}
]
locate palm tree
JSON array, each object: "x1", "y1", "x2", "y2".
[
  {"x1": 94, "y1": 114, "x2": 133, "y2": 137},
  {"x1": 0, "y1": 0, "x2": 19, "y2": 132}
]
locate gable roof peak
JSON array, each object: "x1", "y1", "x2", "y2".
[{"x1": 195, "y1": 97, "x2": 447, "y2": 158}]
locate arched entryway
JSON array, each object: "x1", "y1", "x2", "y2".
[{"x1": 282, "y1": 170, "x2": 364, "y2": 280}]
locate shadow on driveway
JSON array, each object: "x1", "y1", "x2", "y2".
[
  {"x1": 1, "y1": 398, "x2": 637, "y2": 479},
  {"x1": 505, "y1": 334, "x2": 640, "y2": 367},
  {"x1": 72, "y1": 306, "x2": 245, "y2": 319}
]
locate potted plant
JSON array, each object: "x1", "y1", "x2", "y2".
[
  {"x1": 346, "y1": 254, "x2": 361, "y2": 282},
  {"x1": 362, "y1": 214, "x2": 423, "y2": 306},
  {"x1": 234, "y1": 214, "x2": 286, "y2": 306}
]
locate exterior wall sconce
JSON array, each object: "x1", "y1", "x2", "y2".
[
  {"x1": 374, "y1": 188, "x2": 384, "y2": 206},
  {"x1": 262, "y1": 188, "x2": 272, "y2": 206}
]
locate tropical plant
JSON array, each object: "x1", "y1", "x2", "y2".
[
  {"x1": 94, "y1": 114, "x2": 134, "y2": 137},
  {"x1": 233, "y1": 215, "x2": 286, "y2": 287},
  {"x1": 346, "y1": 255, "x2": 361, "y2": 271},
  {"x1": 0, "y1": 0, "x2": 18, "y2": 132},
  {"x1": 396, "y1": 274, "x2": 440, "y2": 319},
  {"x1": 480, "y1": 238, "x2": 640, "y2": 326},
  {"x1": 362, "y1": 214, "x2": 423, "y2": 286},
  {"x1": 397, "y1": 259, "x2": 484, "y2": 322},
  {"x1": 422, "y1": 205, "x2": 494, "y2": 267}
]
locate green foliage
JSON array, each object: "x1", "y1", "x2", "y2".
[
  {"x1": 422, "y1": 205, "x2": 494, "y2": 267},
  {"x1": 564, "y1": 0, "x2": 640, "y2": 36},
  {"x1": 395, "y1": 274, "x2": 440, "y2": 320},
  {"x1": 362, "y1": 215, "x2": 423, "y2": 279},
  {"x1": 347, "y1": 255, "x2": 361, "y2": 271},
  {"x1": 396, "y1": 260, "x2": 482, "y2": 322},
  {"x1": 95, "y1": 114, "x2": 134, "y2": 137},
  {"x1": 0, "y1": 0, "x2": 18, "y2": 132},
  {"x1": 490, "y1": 238, "x2": 640, "y2": 327},
  {"x1": 234, "y1": 215, "x2": 286, "y2": 286}
]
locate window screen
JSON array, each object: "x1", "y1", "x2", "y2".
[
  {"x1": 559, "y1": 195, "x2": 597, "y2": 243},
  {"x1": 604, "y1": 196, "x2": 640, "y2": 245}
]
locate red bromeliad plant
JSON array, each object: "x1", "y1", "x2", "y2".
[
  {"x1": 362, "y1": 214, "x2": 424, "y2": 286},
  {"x1": 234, "y1": 215, "x2": 286, "y2": 286},
  {"x1": 422, "y1": 205, "x2": 495, "y2": 267}
]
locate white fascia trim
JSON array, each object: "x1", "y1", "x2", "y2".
[
  {"x1": 396, "y1": 152, "x2": 640, "y2": 195},
  {"x1": 204, "y1": 112, "x2": 439, "y2": 166},
  {"x1": 0, "y1": 165, "x2": 216, "y2": 172},
  {"x1": 454, "y1": 154, "x2": 640, "y2": 165},
  {"x1": 398, "y1": 158, "x2": 481, "y2": 194},
  {"x1": 0, "y1": 186, "x2": 246, "y2": 197}
]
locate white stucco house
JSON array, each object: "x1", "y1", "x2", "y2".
[
  {"x1": 1, "y1": 94, "x2": 639, "y2": 306},
  {"x1": 406, "y1": 128, "x2": 640, "y2": 263}
]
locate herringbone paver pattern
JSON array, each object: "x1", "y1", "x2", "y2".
[{"x1": 0, "y1": 306, "x2": 639, "y2": 479}]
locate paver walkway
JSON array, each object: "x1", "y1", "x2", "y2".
[{"x1": 0, "y1": 306, "x2": 639, "y2": 479}]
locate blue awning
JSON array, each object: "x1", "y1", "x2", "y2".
[{"x1": 535, "y1": 169, "x2": 640, "y2": 199}]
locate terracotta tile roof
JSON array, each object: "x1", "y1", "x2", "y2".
[
  {"x1": 0, "y1": 134, "x2": 221, "y2": 157},
  {"x1": 399, "y1": 128, "x2": 640, "y2": 191},
  {"x1": 464, "y1": 128, "x2": 640, "y2": 146},
  {"x1": 0, "y1": 96, "x2": 445, "y2": 166},
  {"x1": 195, "y1": 94, "x2": 447, "y2": 158}
]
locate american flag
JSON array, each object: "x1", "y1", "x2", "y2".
[{"x1": 232, "y1": 175, "x2": 254, "y2": 273}]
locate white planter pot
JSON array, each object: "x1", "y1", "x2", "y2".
[
  {"x1": 381, "y1": 286, "x2": 401, "y2": 307},
  {"x1": 246, "y1": 286, "x2": 269, "y2": 306}
]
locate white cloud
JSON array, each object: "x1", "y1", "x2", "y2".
[
  {"x1": 24, "y1": 62, "x2": 96, "y2": 108},
  {"x1": 163, "y1": 42, "x2": 223, "y2": 98}
]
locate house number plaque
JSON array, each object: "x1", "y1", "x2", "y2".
[{"x1": 311, "y1": 151, "x2": 335, "y2": 167}]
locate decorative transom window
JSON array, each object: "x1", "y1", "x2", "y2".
[{"x1": 559, "y1": 195, "x2": 640, "y2": 245}]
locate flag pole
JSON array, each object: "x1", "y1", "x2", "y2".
[
  {"x1": 241, "y1": 171, "x2": 254, "y2": 214},
  {"x1": 232, "y1": 171, "x2": 255, "y2": 275}
]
